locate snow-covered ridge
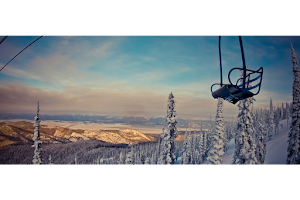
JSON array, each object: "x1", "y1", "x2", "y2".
[{"x1": 0, "y1": 121, "x2": 156, "y2": 146}]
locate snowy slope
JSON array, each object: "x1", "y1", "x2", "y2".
[
  {"x1": 190, "y1": 118, "x2": 292, "y2": 168},
  {"x1": 222, "y1": 118, "x2": 291, "y2": 164},
  {"x1": 222, "y1": 137, "x2": 236, "y2": 164},
  {"x1": 265, "y1": 118, "x2": 290, "y2": 164}
]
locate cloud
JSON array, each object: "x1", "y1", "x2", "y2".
[
  {"x1": 0, "y1": 83, "x2": 241, "y2": 120},
  {"x1": 0, "y1": 36, "x2": 124, "y2": 87},
  {"x1": 0, "y1": 54, "x2": 84, "y2": 87}
]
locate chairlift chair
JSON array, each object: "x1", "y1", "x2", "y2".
[{"x1": 210, "y1": 36, "x2": 263, "y2": 104}]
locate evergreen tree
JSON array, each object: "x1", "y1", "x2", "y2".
[
  {"x1": 155, "y1": 138, "x2": 160, "y2": 164},
  {"x1": 256, "y1": 109, "x2": 267, "y2": 164},
  {"x1": 268, "y1": 98, "x2": 274, "y2": 140},
  {"x1": 286, "y1": 102, "x2": 290, "y2": 129},
  {"x1": 144, "y1": 157, "x2": 150, "y2": 164},
  {"x1": 205, "y1": 116, "x2": 213, "y2": 158},
  {"x1": 253, "y1": 110, "x2": 258, "y2": 139},
  {"x1": 190, "y1": 130, "x2": 196, "y2": 164},
  {"x1": 32, "y1": 101, "x2": 42, "y2": 164},
  {"x1": 74, "y1": 154, "x2": 78, "y2": 164},
  {"x1": 203, "y1": 131, "x2": 207, "y2": 157},
  {"x1": 150, "y1": 153, "x2": 156, "y2": 164},
  {"x1": 182, "y1": 130, "x2": 191, "y2": 164},
  {"x1": 232, "y1": 97, "x2": 257, "y2": 164},
  {"x1": 207, "y1": 98, "x2": 225, "y2": 164},
  {"x1": 125, "y1": 146, "x2": 134, "y2": 164},
  {"x1": 287, "y1": 43, "x2": 300, "y2": 164},
  {"x1": 198, "y1": 131, "x2": 204, "y2": 163},
  {"x1": 273, "y1": 106, "x2": 280, "y2": 136},
  {"x1": 118, "y1": 151, "x2": 126, "y2": 164},
  {"x1": 282, "y1": 102, "x2": 286, "y2": 119},
  {"x1": 223, "y1": 129, "x2": 229, "y2": 153},
  {"x1": 158, "y1": 92, "x2": 177, "y2": 164},
  {"x1": 135, "y1": 152, "x2": 142, "y2": 164},
  {"x1": 48, "y1": 155, "x2": 53, "y2": 164}
]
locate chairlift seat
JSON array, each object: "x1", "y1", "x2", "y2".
[{"x1": 211, "y1": 84, "x2": 254, "y2": 104}]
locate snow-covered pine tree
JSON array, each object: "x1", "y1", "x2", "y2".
[
  {"x1": 282, "y1": 102, "x2": 286, "y2": 120},
  {"x1": 223, "y1": 128, "x2": 229, "y2": 153},
  {"x1": 32, "y1": 101, "x2": 42, "y2": 164},
  {"x1": 182, "y1": 129, "x2": 191, "y2": 164},
  {"x1": 205, "y1": 116, "x2": 213, "y2": 158},
  {"x1": 151, "y1": 152, "x2": 156, "y2": 164},
  {"x1": 94, "y1": 155, "x2": 101, "y2": 164},
  {"x1": 189, "y1": 135, "x2": 193, "y2": 164},
  {"x1": 135, "y1": 152, "x2": 142, "y2": 164},
  {"x1": 48, "y1": 155, "x2": 53, "y2": 164},
  {"x1": 190, "y1": 130, "x2": 197, "y2": 164},
  {"x1": 202, "y1": 131, "x2": 207, "y2": 158},
  {"x1": 232, "y1": 97, "x2": 257, "y2": 164},
  {"x1": 144, "y1": 157, "x2": 150, "y2": 164},
  {"x1": 125, "y1": 146, "x2": 134, "y2": 164},
  {"x1": 158, "y1": 92, "x2": 177, "y2": 164},
  {"x1": 268, "y1": 98, "x2": 274, "y2": 140},
  {"x1": 155, "y1": 138, "x2": 160, "y2": 164},
  {"x1": 256, "y1": 109, "x2": 267, "y2": 164},
  {"x1": 287, "y1": 43, "x2": 300, "y2": 164},
  {"x1": 74, "y1": 154, "x2": 78, "y2": 164},
  {"x1": 118, "y1": 151, "x2": 126, "y2": 164},
  {"x1": 253, "y1": 110, "x2": 258, "y2": 139},
  {"x1": 273, "y1": 106, "x2": 280, "y2": 136},
  {"x1": 286, "y1": 102, "x2": 290, "y2": 129},
  {"x1": 207, "y1": 98, "x2": 225, "y2": 164},
  {"x1": 198, "y1": 131, "x2": 204, "y2": 164}
]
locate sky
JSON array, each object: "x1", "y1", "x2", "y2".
[{"x1": 0, "y1": 36, "x2": 299, "y2": 120}]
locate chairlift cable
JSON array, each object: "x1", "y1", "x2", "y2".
[
  {"x1": 0, "y1": 36, "x2": 43, "y2": 72},
  {"x1": 0, "y1": 36, "x2": 8, "y2": 45}
]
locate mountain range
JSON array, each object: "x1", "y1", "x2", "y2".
[{"x1": 0, "y1": 121, "x2": 158, "y2": 148}]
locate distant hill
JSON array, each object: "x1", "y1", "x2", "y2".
[
  {"x1": 0, "y1": 121, "x2": 156, "y2": 148},
  {"x1": 0, "y1": 113, "x2": 224, "y2": 129}
]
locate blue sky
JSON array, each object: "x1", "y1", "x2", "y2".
[{"x1": 0, "y1": 36, "x2": 299, "y2": 120}]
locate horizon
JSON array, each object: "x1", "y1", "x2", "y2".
[{"x1": 0, "y1": 36, "x2": 297, "y2": 120}]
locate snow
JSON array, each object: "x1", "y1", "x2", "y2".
[{"x1": 266, "y1": 119, "x2": 289, "y2": 164}]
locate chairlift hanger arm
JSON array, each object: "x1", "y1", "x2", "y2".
[
  {"x1": 219, "y1": 36, "x2": 247, "y2": 89},
  {"x1": 219, "y1": 36, "x2": 223, "y2": 87},
  {"x1": 239, "y1": 36, "x2": 247, "y2": 89}
]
